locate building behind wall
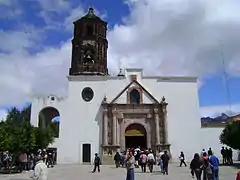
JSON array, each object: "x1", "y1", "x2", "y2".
[{"x1": 30, "y1": 8, "x2": 238, "y2": 164}]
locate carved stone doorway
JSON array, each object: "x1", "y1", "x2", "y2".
[{"x1": 125, "y1": 123, "x2": 147, "y2": 149}]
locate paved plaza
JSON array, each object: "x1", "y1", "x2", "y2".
[{"x1": 0, "y1": 163, "x2": 238, "y2": 180}]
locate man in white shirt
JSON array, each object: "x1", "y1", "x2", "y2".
[{"x1": 147, "y1": 151, "x2": 155, "y2": 173}]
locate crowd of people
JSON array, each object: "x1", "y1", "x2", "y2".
[
  {"x1": 110, "y1": 146, "x2": 236, "y2": 180},
  {"x1": 0, "y1": 149, "x2": 56, "y2": 173},
  {"x1": 1, "y1": 146, "x2": 238, "y2": 180}
]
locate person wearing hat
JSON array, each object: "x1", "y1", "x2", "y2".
[{"x1": 30, "y1": 156, "x2": 48, "y2": 180}]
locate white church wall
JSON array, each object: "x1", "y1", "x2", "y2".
[
  {"x1": 58, "y1": 78, "x2": 107, "y2": 164},
  {"x1": 141, "y1": 78, "x2": 202, "y2": 161},
  {"x1": 106, "y1": 78, "x2": 128, "y2": 103},
  {"x1": 199, "y1": 127, "x2": 239, "y2": 161},
  {"x1": 30, "y1": 96, "x2": 65, "y2": 127}
]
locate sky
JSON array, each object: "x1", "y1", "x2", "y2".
[{"x1": 0, "y1": 0, "x2": 240, "y2": 120}]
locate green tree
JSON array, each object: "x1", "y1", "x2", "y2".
[
  {"x1": 0, "y1": 105, "x2": 55, "y2": 153},
  {"x1": 220, "y1": 121, "x2": 240, "y2": 150}
]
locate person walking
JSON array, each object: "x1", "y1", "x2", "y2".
[
  {"x1": 30, "y1": 156, "x2": 48, "y2": 180},
  {"x1": 179, "y1": 151, "x2": 187, "y2": 167},
  {"x1": 158, "y1": 151, "x2": 164, "y2": 173},
  {"x1": 147, "y1": 150, "x2": 155, "y2": 173},
  {"x1": 125, "y1": 151, "x2": 135, "y2": 180},
  {"x1": 92, "y1": 153, "x2": 101, "y2": 173},
  {"x1": 114, "y1": 152, "x2": 121, "y2": 168},
  {"x1": 202, "y1": 158, "x2": 213, "y2": 180},
  {"x1": 208, "y1": 151, "x2": 219, "y2": 180},
  {"x1": 161, "y1": 150, "x2": 170, "y2": 175},
  {"x1": 201, "y1": 152, "x2": 209, "y2": 180},
  {"x1": 139, "y1": 151, "x2": 147, "y2": 173},
  {"x1": 190, "y1": 153, "x2": 203, "y2": 180}
]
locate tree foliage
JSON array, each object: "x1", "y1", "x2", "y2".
[
  {"x1": 220, "y1": 120, "x2": 240, "y2": 150},
  {"x1": 0, "y1": 105, "x2": 56, "y2": 153}
]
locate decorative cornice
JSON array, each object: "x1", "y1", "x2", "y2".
[
  {"x1": 154, "y1": 76, "x2": 198, "y2": 82},
  {"x1": 67, "y1": 75, "x2": 108, "y2": 81}
]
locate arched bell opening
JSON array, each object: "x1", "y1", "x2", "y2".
[{"x1": 38, "y1": 107, "x2": 60, "y2": 138}]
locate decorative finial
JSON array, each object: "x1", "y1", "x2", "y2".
[
  {"x1": 161, "y1": 96, "x2": 166, "y2": 103},
  {"x1": 103, "y1": 95, "x2": 107, "y2": 103},
  {"x1": 88, "y1": 7, "x2": 94, "y2": 14}
]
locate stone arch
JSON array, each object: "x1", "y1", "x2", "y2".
[
  {"x1": 124, "y1": 123, "x2": 147, "y2": 149},
  {"x1": 38, "y1": 107, "x2": 60, "y2": 138}
]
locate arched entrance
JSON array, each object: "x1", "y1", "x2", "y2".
[
  {"x1": 38, "y1": 107, "x2": 60, "y2": 138},
  {"x1": 125, "y1": 123, "x2": 147, "y2": 149}
]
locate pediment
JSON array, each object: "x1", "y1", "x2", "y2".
[{"x1": 110, "y1": 80, "x2": 159, "y2": 104}]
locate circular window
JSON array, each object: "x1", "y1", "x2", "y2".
[{"x1": 82, "y1": 87, "x2": 94, "y2": 102}]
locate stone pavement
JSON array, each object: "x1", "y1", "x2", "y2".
[{"x1": 0, "y1": 163, "x2": 238, "y2": 180}]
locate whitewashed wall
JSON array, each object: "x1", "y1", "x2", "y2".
[{"x1": 31, "y1": 69, "x2": 238, "y2": 164}]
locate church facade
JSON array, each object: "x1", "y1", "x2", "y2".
[{"x1": 30, "y1": 8, "x2": 238, "y2": 164}]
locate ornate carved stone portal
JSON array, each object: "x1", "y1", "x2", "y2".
[{"x1": 101, "y1": 97, "x2": 170, "y2": 164}]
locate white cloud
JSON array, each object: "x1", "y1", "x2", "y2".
[
  {"x1": 0, "y1": 109, "x2": 7, "y2": 121},
  {"x1": 0, "y1": 29, "x2": 41, "y2": 52},
  {"x1": 200, "y1": 103, "x2": 240, "y2": 117},
  {"x1": 0, "y1": 0, "x2": 22, "y2": 19},
  {"x1": 0, "y1": 0, "x2": 240, "y2": 106},
  {"x1": 108, "y1": 0, "x2": 240, "y2": 76}
]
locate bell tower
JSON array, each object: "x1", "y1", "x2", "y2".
[{"x1": 69, "y1": 8, "x2": 108, "y2": 76}]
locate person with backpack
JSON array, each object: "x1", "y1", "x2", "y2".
[
  {"x1": 202, "y1": 158, "x2": 213, "y2": 180},
  {"x1": 208, "y1": 151, "x2": 219, "y2": 180},
  {"x1": 92, "y1": 153, "x2": 101, "y2": 173},
  {"x1": 147, "y1": 150, "x2": 155, "y2": 173},
  {"x1": 139, "y1": 151, "x2": 147, "y2": 173}
]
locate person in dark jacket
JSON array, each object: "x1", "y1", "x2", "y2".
[
  {"x1": 190, "y1": 153, "x2": 203, "y2": 180},
  {"x1": 179, "y1": 151, "x2": 187, "y2": 167},
  {"x1": 114, "y1": 152, "x2": 121, "y2": 168},
  {"x1": 92, "y1": 153, "x2": 101, "y2": 173},
  {"x1": 161, "y1": 150, "x2": 170, "y2": 175}
]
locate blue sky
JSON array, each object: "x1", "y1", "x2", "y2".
[{"x1": 0, "y1": 0, "x2": 240, "y2": 118}]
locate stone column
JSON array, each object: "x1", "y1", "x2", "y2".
[
  {"x1": 116, "y1": 119, "x2": 120, "y2": 145},
  {"x1": 119, "y1": 114, "x2": 125, "y2": 151},
  {"x1": 161, "y1": 96, "x2": 168, "y2": 145},
  {"x1": 147, "y1": 122, "x2": 151, "y2": 148},
  {"x1": 103, "y1": 109, "x2": 108, "y2": 145},
  {"x1": 162, "y1": 106, "x2": 168, "y2": 144},
  {"x1": 112, "y1": 113, "x2": 117, "y2": 145},
  {"x1": 154, "y1": 109, "x2": 160, "y2": 145}
]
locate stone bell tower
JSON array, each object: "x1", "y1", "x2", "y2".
[{"x1": 69, "y1": 8, "x2": 108, "y2": 75}]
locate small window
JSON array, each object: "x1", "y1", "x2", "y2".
[
  {"x1": 130, "y1": 89, "x2": 140, "y2": 104},
  {"x1": 51, "y1": 97, "x2": 55, "y2": 101},
  {"x1": 87, "y1": 25, "x2": 93, "y2": 35}
]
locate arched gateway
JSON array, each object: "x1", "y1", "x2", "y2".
[
  {"x1": 101, "y1": 96, "x2": 170, "y2": 164},
  {"x1": 125, "y1": 123, "x2": 147, "y2": 149}
]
